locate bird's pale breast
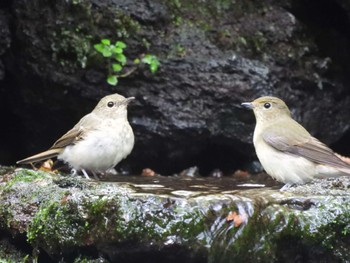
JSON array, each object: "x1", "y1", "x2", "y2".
[
  {"x1": 58, "y1": 119, "x2": 134, "y2": 172},
  {"x1": 254, "y1": 131, "x2": 316, "y2": 184}
]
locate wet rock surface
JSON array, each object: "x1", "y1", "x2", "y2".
[
  {"x1": 1, "y1": 167, "x2": 350, "y2": 262},
  {"x1": 1, "y1": 0, "x2": 350, "y2": 173}
]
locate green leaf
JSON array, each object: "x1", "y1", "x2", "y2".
[
  {"x1": 238, "y1": 36, "x2": 247, "y2": 46},
  {"x1": 112, "y1": 47, "x2": 123, "y2": 54},
  {"x1": 107, "y1": 75, "x2": 118, "y2": 86},
  {"x1": 115, "y1": 53, "x2": 127, "y2": 65},
  {"x1": 141, "y1": 54, "x2": 160, "y2": 73},
  {"x1": 150, "y1": 60, "x2": 160, "y2": 73},
  {"x1": 101, "y1": 39, "x2": 111, "y2": 45},
  {"x1": 133, "y1": 58, "x2": 140, "y2": 64},
  {"x1": 94, "y1": 43, "x2": 105, "y2": 53},
  {"x1": 112, "y1": 63, "x2": 122, "y2": 72},
  {"x1": 141, "y1": 54, "x2": 153, "y2": 64},
  {"x1": 116, "y1": 41, "x2": 127, "y2": 49},
  {"x1": 102, "y1": 48, "x2": 112, "y2": 57}
]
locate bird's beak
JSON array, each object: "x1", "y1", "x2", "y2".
[
  {"x1": 241, "y1": 102, "x2": 254, "y2": 109},
  {"x1": 123, "y1": 97, "x2": 135, "y2": 105}
]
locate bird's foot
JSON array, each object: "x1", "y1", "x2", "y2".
[
  {"x1": 105, "y1": 168, "x2": 118, "y2": 175},
  {"x1": 280, "y1": 183, "x2": 295, "y2": 191}
]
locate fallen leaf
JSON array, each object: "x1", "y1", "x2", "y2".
[
  {"x1": 232, "y1": 170, "x2": 249, "y2": 178},
  {"x1": 60, "y1": 194, "x2": 70, "y2": 205},
  {"x1": 141, "y1": 168, "x2": 156, "y2": 177},
  {"x1": 39, "y1": 159, "x2": 54, "y2": 172},
  {"x1": 226, "y1": 211, "x2": 248, "y2": 227}
]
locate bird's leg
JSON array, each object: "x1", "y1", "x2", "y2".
[
  {"x1": 81, "y1": 169, "x2": 91, "y2": 179},
  {"x1": 91, "y1": 171, "x2": 100, "y2": 180},
  {"x1": 280, "y1": 183, "x2": 295, "y2": 191}
]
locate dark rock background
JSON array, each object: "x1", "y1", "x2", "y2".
[{"x1": 1, "y1": 0, "x2": 350, "y2": 175}]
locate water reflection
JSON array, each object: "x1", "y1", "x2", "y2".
[{"x1": 101, "y1": 174, "x2": 281, "y2": 197}]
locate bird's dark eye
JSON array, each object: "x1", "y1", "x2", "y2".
[
  {"x1": 264, "y1": 103, "x2": 271, "y2": 109},
  {"x1": 107, "y1": 101, "x2": 114, "y2": 108}
]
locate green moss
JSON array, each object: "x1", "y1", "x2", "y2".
[
  {"x1": 51, "y1": 29, "x2": 93, "y2": 70},
  {"x1": 295, "y1": 199, "x2": 350, "y2": 251},
  {"x1": 164, "y1": 0, "x2": 264, "y2": 27},
  {"x1": 230, "y1": 32, "x2": 269, "y2": 56},
  {"x1": 112, "y1": 196, "x2": 170, "y2": 241},
  {"x1": 3, "y1": 167, "x2": 350, "y2": 262},
  {"x1": 208, "y1": 196, "x2": 350, "y2": 262},
  {"x1": 168, "y1": 44, "x2": 186, "y2": 58},
  {"x1": 112, "y1": 10, "x2": 141, "y2": 39},
  {"x1": 0, "y1": 254, "x2": 30, "y2": 263},
  {"x1": 3, "y1": 169, "x2": 53, "y2": 189},
  {"x1": 27, "y1": 195, "x2": 106, "y2": 249},
  {"x1": 166, "y1": 0, "x2": 232, "y2": 21},
  {"x1": 0, "y1": 169, "x2": 58, "y2": 228}
]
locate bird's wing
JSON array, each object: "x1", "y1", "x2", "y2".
[
  {"x1": 51, "y1": 113, "x2": 97, "y2": 149},
  {"x1": 262, "y1": 123, "x2": 350, "y2": 169},
  {"x1": 51, "y1": 126, "x2": 84, "y2": 149},
  {"x1": 17, "y1": 113, "x2": 99, "y2": 164}
]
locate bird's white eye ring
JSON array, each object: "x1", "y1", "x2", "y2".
[
  {"x1": 107, "y1": 101, "x2": 114, "y2": 108},
  {"x1": 264, "y1": 102, "x2": 271, "y2": 109}
]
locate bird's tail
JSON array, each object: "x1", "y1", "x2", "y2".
[
  {"x1": 17, "y1": 148, "x2": 62, "y2": 164},
  {"x1": 315, "y1": 164, "x2": 350, "y2": 179},
  {"x1": 337, "y1": 167, "x2": 350, "y2": 175}
]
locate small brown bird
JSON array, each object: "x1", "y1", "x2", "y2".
[
  {"x1": 242, "y1": 96, "x2": 350, "y2": 189},
  {"x1": 17, "y1": 94, "x2": 135, "y2": 179}
]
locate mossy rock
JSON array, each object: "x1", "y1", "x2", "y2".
[{"x1": 1, "y1": 167, "x2": 350, "y2": 262}]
